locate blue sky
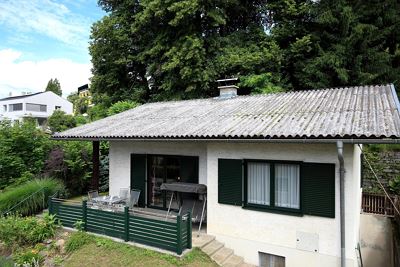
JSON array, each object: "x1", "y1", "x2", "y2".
[{"x1": 0, "y1": 0, "x2": 105, "y2": 98}]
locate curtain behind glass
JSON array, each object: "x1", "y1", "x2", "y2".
[
  {"x1": 275, "y1": 164, "x2": 300, "y2": 209},
  {"x1": 247, "y1": 162, "x2": 270, "y2": 205}
]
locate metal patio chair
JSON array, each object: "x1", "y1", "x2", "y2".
[
  {"x1": 87, "y1": 190, "x2": 99, "y2": 202},
  {"x1": 119, "y1": 187, "x2": 129, "y2": 202},
  {"x1": 128, "y1": 189, "x2": 141, "y2": 210}
]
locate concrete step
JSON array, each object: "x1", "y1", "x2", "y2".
[
  {"x1": 193, "y1": 233, "x2": 215, "y2": 248},
  {"x1": 212, "y1": 247, "x2": 233, "y2": 265},
  {"x1": 222, "y1": 254, "x2": 244, "y2": 267},
  {"x1": 203, "y1": 240, "x2": 224, "y2": 256}
]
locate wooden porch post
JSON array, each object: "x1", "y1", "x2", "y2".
[{"x1": 92, "y1": 141, "x2": 100, "y2": 190}]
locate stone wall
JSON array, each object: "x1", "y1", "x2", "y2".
[{"x1": 362, "y1": 151, "x2": 400, "y2": 193}]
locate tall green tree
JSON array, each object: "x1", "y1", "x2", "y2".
[
  {"x1": 267, "y1": 0, "x2": 400, "y2": 92},
  {"x1": 90, "y1": 0, "x2": 283, "y2": 105},
  {"x1": 45, "y1": 78, "x2": 62, "y2": 96}
]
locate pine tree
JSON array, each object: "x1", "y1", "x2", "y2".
[{"x1": 45, "y1": 78, "x2": 62, "y2": 96}]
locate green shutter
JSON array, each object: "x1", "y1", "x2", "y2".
[
  {"x1": 131, "y1": 154, "x2": 146, "y2": 207},
  {"x1": 301, "y1": 163, "x2": 335, "y2": 218},
  {"x1": 218, "y1": 159, "x2": 243, "y2": 206}
]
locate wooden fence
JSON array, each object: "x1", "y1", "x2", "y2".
[
  {"x1": 361, "y1": 192, "x2": 396, "y2": 216},
  {"x1": 49, "y1": 198, "x2": 192, "y2": 254}
]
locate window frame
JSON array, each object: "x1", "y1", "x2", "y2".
[
  {"x1": 9, "y1": 103, "x2": 23, "y2": 112},
  {"x1": 26, "y1": 103, "x2": 47, "y2": 112},
  {"x1": 244, "y1": 159, "x2": 303, "y2": 215}
]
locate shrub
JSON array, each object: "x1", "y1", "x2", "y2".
[
  {"x1": 0, "y1": 214, "x2": 59, "y2": 249},
  {"x1": 107, "y1": 101, "x2": 139, "y2": 116},
  {"x1": 13, "y1": 249, "x2": 43, "y2": 266},
  {"x1": 47, "y1": 110, "x2": 76, "y2": 133},
  {"x1": 0, "y1": 120, "x2": 53, "y2": 189},
  {"x1": 0, "y1": 179, "x2": 64, "y2": 216},
  {"x1": 65, "y1": 232, "x2": 95, "y2": 253}
]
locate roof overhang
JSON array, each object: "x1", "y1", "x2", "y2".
[{"x1": 51, "y1": 136, "x2": 400, "y2": 144}]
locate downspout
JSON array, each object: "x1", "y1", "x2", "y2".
[{"x1": 337, "y1": 141, "x2": 346, "y2": 267}]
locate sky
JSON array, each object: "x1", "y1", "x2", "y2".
[{"x1": 0, "y1": 0, "x2": 105, "y2": 98}]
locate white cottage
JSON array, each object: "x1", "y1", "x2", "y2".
[{"x1": 53, "y1": 84, "x2": 400, "y2": 267}]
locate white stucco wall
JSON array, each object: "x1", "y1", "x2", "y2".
[
  {"x1": 108, "y1": 141, "x2": 362, "y2": 267},
  {"x1": 206, "y1": 143, "x2": 361, "y2": 267}
]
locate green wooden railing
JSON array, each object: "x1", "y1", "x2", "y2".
[{"x1": 49, "y1": 198, "x2": 192, "y2": 254}]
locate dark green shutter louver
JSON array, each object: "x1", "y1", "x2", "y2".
[
  {"x1": 301, "y1": 163, "x2": 335, "y2": 218},
  {"x1": 131, "y1": 154, "x2": 146, "y2": 207},
  {"x1": 218, "y1": 159, "x2": 243, "y2": 206}
]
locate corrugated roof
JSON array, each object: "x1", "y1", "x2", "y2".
[{"x1": 53, "y1": 84, "x2": 400, "y2": 140}]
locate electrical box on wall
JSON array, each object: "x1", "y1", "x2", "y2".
[{"x1": 296, "y1": 231, "x2": 319, "y2": 252}]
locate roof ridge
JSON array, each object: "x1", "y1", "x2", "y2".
[{"x1": 0, "y1": 91, "x2": 45, "y2": 101}]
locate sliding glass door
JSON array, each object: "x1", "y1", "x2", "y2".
[{"x1": 147, "y1": 155, "x2": 198, "y2": 209}]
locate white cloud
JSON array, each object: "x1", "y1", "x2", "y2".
[
  {"x1": 0, "y1": 49, "x2": 91, "y2": 98},
  {"x1": 0, "y1": 0, "x2": 91, "y2": 49}
]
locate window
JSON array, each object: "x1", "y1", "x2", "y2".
[
  {"x1": 55, "y1": 106, "x2": 61, "y2": 110},
  {"x1": 218, "y1": 159, "x2": 335, "y2": 218},
  {"x1": 275, "y1": 164, "x2": 300, "y2": 209},
  {"x1": 9, "y1": 103, "x2": 22, "y2": 111},
  {"x1": 3, "y1": 105, "x2": 6, "y2": 112},
  {"x1": 246, "y1": 161, "x2": 300, "y2": 211},
  {"x1": 131, "y1": 154, "x2": 199, "y2": 209},
  {"x1": 26, "y1": 103, "x2": 47, "y2": 112},
  {"x1": 247, "y1": 162, "x2": 270, "y2": 205},
  {"x1": 259, "y1": 252, "x2": 285, "y2": 267}
]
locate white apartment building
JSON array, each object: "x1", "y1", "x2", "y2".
[{"x1": 0, "y1": 91, "x2": 73, "y2": 126}]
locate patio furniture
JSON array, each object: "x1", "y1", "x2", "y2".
[
  {"x1": 90, "y1": 195, "x2": 126, "y2": 212},
  {"x1": 160, "y1": 182, "x2": 207, "y2": 235},
  {"x1": 119, "y1": 188, "x2": 129, "y2": 202},
  {"x1": 87, "y1": 190, "x2": 99, "y2": 201},
  {"x1": 128, "y1": 189, "x2": 141, "y2": 210},
  {"x1": 179, "y1": 198, "x2": 206, "y2": 223}
]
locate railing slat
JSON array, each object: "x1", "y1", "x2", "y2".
[
  {"x1": 362, "y1": 192, "x2": 395, "y2": 217},
  {"x1": 50, "y1": 198, "x2": 192, "y2": 254}
]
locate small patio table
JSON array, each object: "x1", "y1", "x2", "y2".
[{"x1": 92, "y1": 195, "x2": 127, "y2": 206}]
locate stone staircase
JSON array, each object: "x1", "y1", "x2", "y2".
[{"x1": 193, "y1": 233, "x2": 256, "y2": 267}]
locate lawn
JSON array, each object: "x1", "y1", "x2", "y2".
[{"x1": 64, "y1": 236, "x2": 217, "y2": 267}]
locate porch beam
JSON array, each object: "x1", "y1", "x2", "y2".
[{"x1": 92, "y1": 140, "x2": 100, "y2": 190}]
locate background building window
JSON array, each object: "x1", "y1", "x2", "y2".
[
  {"x1": 55, "y1": 106, "x2": 61, "y2": 110},
  {"x1": 9, "y1": 103, "x2": 23, "y2": 111},
  {"x1": 26, "y1": 103, "x2": 47, "y2": 112}
]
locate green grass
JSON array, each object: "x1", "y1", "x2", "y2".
[
  {"x1": 64, "y1": 233, "x2": 217, "y2": 267},
  {"x1": 0, "y1": 256, "x2": 14, "y2": 267},
  {"x1": 0, "y1": 178, "x2": 64, "y2": 216}
]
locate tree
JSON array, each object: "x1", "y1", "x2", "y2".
[
  {"x1": 45, "y1": 78, "x2": 62, "y2": 96},
  {"x1": 0, "y1": 120, "x2": 52, "y2": 189},
  {"x1": 89, "y1": 0, "x2": 283, "y2": 106},
  {"x1": 107, "y1": 101, "x2": 139, "y2": 116},
  {"x1": 47, "y1": 110, "x2": 76, "y2": 133},
  {"x1": 267, "y1": 0, "x2": 400, "y2": 92}
]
